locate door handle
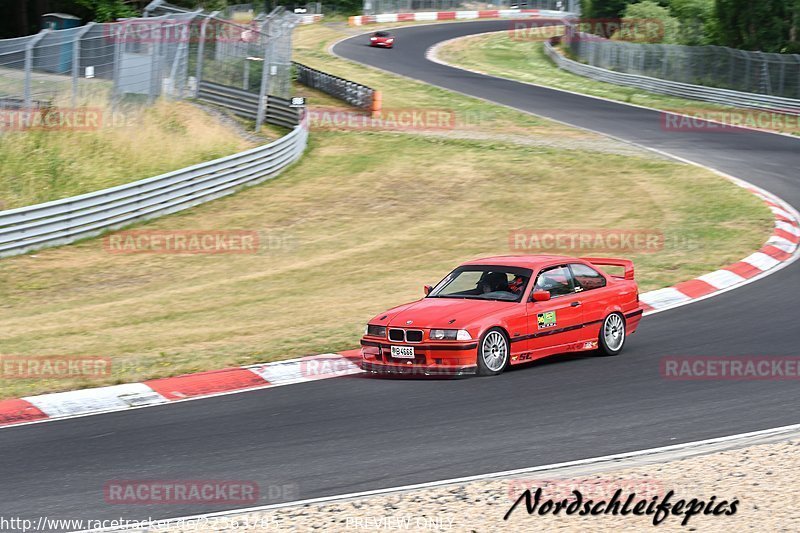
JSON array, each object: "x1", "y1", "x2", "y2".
[{"x1": 571, "y1": 301, "x2": 581, "y2": 307}]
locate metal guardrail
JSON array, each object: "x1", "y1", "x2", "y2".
[
  {"x1": 197, "y1": 81, "x2": 300, "y2": 128},
  {"x1": 545, "y1": 39, "x2": 800, "y2": 115},
  {"x1": 0, "y1": 125, "x2": 307, "y2": 258},
  {"x1": 293, "y1": 61, "x2": 375, "y2": 110}
]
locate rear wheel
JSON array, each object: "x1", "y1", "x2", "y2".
[
  {"x1": 477, "y1": 328, "x2": 509, "y2": 376},
  {"x1": 598, "y1": 312, "x2": 626, "y2": 356}
]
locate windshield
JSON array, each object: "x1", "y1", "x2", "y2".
[{"x1": 428, "y1": 265, "x2": 532, "y2": 302}]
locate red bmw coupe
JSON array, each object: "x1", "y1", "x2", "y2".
[
  {"x1": 360, "y1": 255, "x2": 643, "y2": 376},
  {"x1": 369, "y1": 31, "x2": 395, "y2": 48}
]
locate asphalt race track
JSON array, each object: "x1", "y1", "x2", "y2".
[{"x1": 2, "y1": 20, "x2": 800, "y2": 528}]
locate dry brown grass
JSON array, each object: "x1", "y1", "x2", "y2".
[
  {"x1": 0, "y1": 132, "x2": 771, "y2": 398},
  {"x1": 0, "y1": 23, "x2": 774, "y2": 398},
  {"x1": 0, "y1": 100, "x2": 257, "y2": 209}
]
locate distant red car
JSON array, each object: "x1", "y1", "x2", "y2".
[
  {"x1": 369, "y1": 31, "x2": 394, "y2": 48},
  {"x1": 360, "y1": 255, "x2": 643, "y2": 376}
]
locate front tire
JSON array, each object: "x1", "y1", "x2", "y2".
[
  {"x1": 598, "y1": 312, "x2": 626, "y2": 356},
  {"x1": 477, "y1": 328, "x2": 509, "y2": 376}
]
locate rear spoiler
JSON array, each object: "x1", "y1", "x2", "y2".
[{"x1": 581, "y1": 257, "x2": 635, "y2": 280}]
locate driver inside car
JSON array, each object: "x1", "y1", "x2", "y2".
[{"x1": 478, "y1": 272, "x2": 510, "y2": 294}]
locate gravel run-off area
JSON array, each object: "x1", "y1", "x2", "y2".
[{"x1": 148, "y1": 436, "x2": 800, "y2": 533}]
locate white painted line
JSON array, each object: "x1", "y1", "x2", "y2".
[
  {"x1": 770, "y1": 205, "x2": 795, "y2": 220},
  {"x1": 248, "y1": 353, "x2": 362, "y2": 385},
  {"x1": 414, "y1": 12, "x2": 438, "y2": 21},
  {"x1": 776, "y1": 220, "x2": 800, "y2": 236},
  {"x1": 696, "y1": 269, "x2": 746, "y2": 290},
  {"x1": 741, "y1": 251, "x2": 782, "y2": 271},
  {"x1": 639, "y1": 287, "x2": 692, "y2": 308},
  {"x1": 77, "y1": 421, "x2": 800, "y2": 532},
  {"x1": 767, "y1": 235, "x2": 798, "y2": 253},
  {"x1": 24, "y1": 383, "x2": 167, "y2": 418}
]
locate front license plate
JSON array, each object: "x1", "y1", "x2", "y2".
[{"x1": 390, "y1": 346, "x2": 415, "y2": 359}]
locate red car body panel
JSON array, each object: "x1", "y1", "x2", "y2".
[
  {"x1": 360, "y1": 255, "x2": 643, "y2": 376},
  {"x1": 369, "y1": 33, "x2": 394, "y2": 48}
]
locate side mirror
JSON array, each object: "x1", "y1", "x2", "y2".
[
  {"x1": 424, "y1": 285, "x2": 433, "y2": 296},
  {"x1": 532, "y1": 290, "x2": 551, "y2": 302}
]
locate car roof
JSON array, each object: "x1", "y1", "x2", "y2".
[{"x1": 460, "y1": 255, "x2": 581, "y2": 270}]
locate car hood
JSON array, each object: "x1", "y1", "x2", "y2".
[{"x1": 370, "y1": 297, "x2": 513, "y2": 330}]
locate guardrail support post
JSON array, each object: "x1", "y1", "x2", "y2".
[
  {"x1": 195, "y1": 11, "x2": 219, "y2": 97},
  {"x1": 23, "y1": 30, "x2": 48, "y2": 109},
  {"x1": 255, "y1": 16, "x2": 279, "y2": 131},
  {"x1": 72, "y1": 23, "x2": 95, "y2": 108},
  {"x1": 370, "y1": 90, "x2": 382, "y2": 117}
]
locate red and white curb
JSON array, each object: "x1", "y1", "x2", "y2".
[
  {"x1": 640, "y1": 180, "x2": 800, "y2": 313},
  {"x1": 299, "y1": 14, "x2": 324, "y2": 25},
  {"x1": 0, "y1": 351, "x2": 362, "y2": 428},
  {"x1": 1, "y1": 183, "x2": 797, "y2": 430},
  {"x1": 349, "y1": 9, "x2": 565, "y2": 26},
  {"x1": 2, "y1": 182, "x2": 797, "y2": 429},
  {"x1": 2, "y1": 189, "x2": 798, "y2": 430}
]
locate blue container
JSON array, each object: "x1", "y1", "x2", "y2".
[{"x1": 40, "y1": 13, "x2": 82, "y2": 74}]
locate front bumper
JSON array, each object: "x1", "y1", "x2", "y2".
[
  {"x1": 361, "y1": 361, "x2": 476, "y2": 376},
  {"x1": 359, "y1": 338, "x2": 477, "y2": 377}
]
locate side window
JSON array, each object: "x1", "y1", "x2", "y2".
[
  {"x1": 570, "y1": 263, "x2": 607, "y2": 292},
  {"x1": 533, "y1": 266, "x2": 575, "y2": 298}
]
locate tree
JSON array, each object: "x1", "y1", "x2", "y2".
[
  {"x1": 583, "y1": 0, "x2": 633, "y2": 19},
  {"x1": 622, "y1": 0, "x2": 681, "y2": 43},
  {"x1": 713, "y1": 0, "x2": 789, "y2": 52},
  {"x1": 668, "y1": 0, "x2": 715, "y2": 45},
  {"x1": 74, "y1": 0, "x2": 138, "y2": 21}
]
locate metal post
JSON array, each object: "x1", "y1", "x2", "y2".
[
  {"x1": 72, "y1": 22, "x2": 95, "y2": 107},
  {"x1": 150, "y1": 30, "x2": 161, "y2": 102},
  {"x1": 23, "y1": 30, "x2": 48, "y2": 109},
  {"x1": 255, "y1": 17, "x2": 276, "y2": 131},
  {"x1": 111, "y1": 23, "x2": 122, "y2": 113},
  {"x1": 195, "y1": 11, "x2": 220, "y2": 97}
]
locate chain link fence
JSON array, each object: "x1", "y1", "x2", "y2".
[
  {"x1": 565, "y1": 25, "x2": 800, "y2": 100},
  {"x1": 363, "y1": 0, "x2": 579, "y2": 15},
  {"x1": 0, "y1": 3, "x2": 300, "y2": 130}
]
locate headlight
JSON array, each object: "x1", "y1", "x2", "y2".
[
  {"x1": 430, "y1": 329, "x2": 472, "y2": 341},
  {"x1": 386, "y1": 38, "x2": 394, "y2": 43},
  {"x1": 370, "y1": 37, "x2": 377, "y2": 40},
  {"x1": 366, "y1": 324, "x2": 386, "y2": 337}
]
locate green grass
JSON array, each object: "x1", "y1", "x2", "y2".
[
  {"x1": 0, "y1": 101, "x2": 257, "y2": 210},
  {"x1": 435, "y1": 32, "x2": 800, "y2": 136},
  {"x1": 0, "y1": 22, "x2": 774, "y2": 399}
]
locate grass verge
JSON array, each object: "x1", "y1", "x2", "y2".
[
  {"x1": 0, "y1": 101, "x2": 258, "y2": 210},
  {"x1": 435, "y1": 32, "x2": 800, "y2": 136},
  {"x1": 0, "y1": 22, "x2": 773, "y2": 398}
]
